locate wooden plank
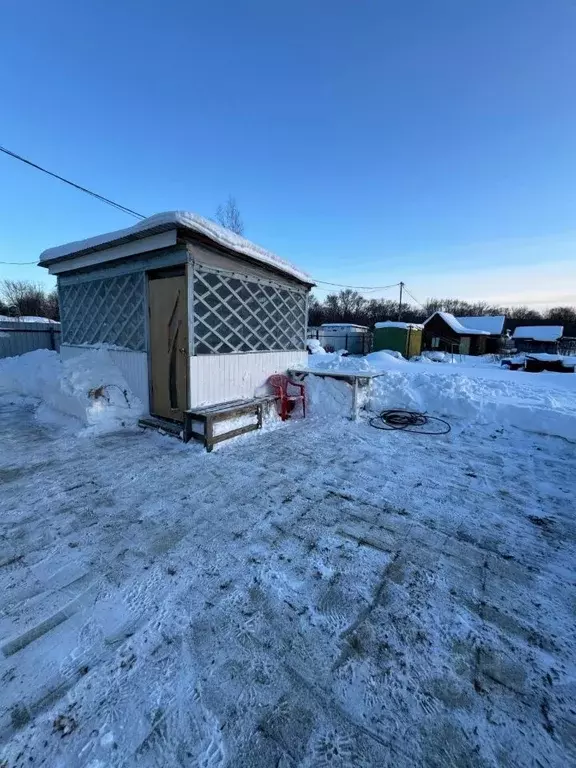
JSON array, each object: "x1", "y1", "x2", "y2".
[{"x1": 206, "y1": 423, "x2": 259, "y2": 452}]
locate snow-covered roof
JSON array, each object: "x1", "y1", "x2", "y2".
[
  {"x1": 39, "y1": 211, "x2": 313, "y2": 285},
  {"x1": 0, "y1": 315, "x2": 60, "y2": 324},
  {"x1": 455, "y1": 315, "x2": 505, "y2": 335},
  {"x1": 512, "y1": 325, "x2": 563, "y2": 342},
  {"x1": 320, "y1": 323, "x2": 369, "y2": 330},
  {"x1": 424, "y1": 312, "x2": 490, "y2": 335},
  {"x1": 374, "y1": 321, "x2": 424, "y2": 330}
]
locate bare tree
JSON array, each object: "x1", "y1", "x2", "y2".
[
  {"x1": 0, "y1": 279, "x2": 59, "y2": 320},
  {"x1": 308, "y1": 289, "x2": 576, "y2": 335},
  {"x1": 215, "y1": 195, "x2": 244, "y2": 236}
]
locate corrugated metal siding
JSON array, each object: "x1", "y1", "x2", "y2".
[
  {"x1": 60, "y1": 345, "x2": 149, "y2": 412},
  {"x1": 0, "y1": 322, "x2": 61, "y2": 359},
  {"x1": 189, "y1": 350, "x2": 306, "y2": 407}
]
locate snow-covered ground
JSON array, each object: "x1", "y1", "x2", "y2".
[
  {"x1": 1, "y1": 351, "x2": 576, "y2": 766},
  {"x1": 302, "y1": 350, "x2": 576, "y2": 441}
]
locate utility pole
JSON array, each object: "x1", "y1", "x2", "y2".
[{"x1": 398, "y1": 281, "x2": 404, "y2": 321}]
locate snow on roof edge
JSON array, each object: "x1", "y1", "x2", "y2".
[
  {"x1": 39, "y1": 211, "x2": 314, "y2": 285},
  {"x1": 424, "y1": 312, "x2": 490, "y2": 335},
  {"x1": 512, "y1": 325, "x2": 563, "y2": 341},
  {"x1": 374, "y1": 321, "x2": 424, "y2": 330},
  {"x1": 455, "y1": 315, "x2": 505, "y2": 335}
]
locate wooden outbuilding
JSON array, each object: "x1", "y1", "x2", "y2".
[
  {"x1": 423, "y1": 312, "x2": 492, "y2": 356},
  {"x1": 39, "y1": 212, "x2": 314, "y2": 446}
]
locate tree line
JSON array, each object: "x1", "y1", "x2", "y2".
[
  {"x1": 0, "y1": 280, "x2": 59, "y2": 320},
  {"x1": 308, "y1": 289, "x2": 576, "y2": 334},
  {"x1": 2, "y1": 279, "x2": 575, "y2": 336}
]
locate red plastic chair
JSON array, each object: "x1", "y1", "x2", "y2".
[{"x1": 268, "y1": 374, "x2": 306, "y2": 421}]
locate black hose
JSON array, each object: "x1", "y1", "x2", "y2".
[{"x1": 369, "y1": 408, "x2": 451, "y2": 435}]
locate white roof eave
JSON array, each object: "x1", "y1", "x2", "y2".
[{"x1": 39, "y1": 211, "x2": 314, "y2": 286}]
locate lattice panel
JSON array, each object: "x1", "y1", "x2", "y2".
[
  {"x1": 59, "y1": 273, "x2": 146, "y2": 351},
  {"x1": 193, "y1": 268, "x2": 307, "y2": 354}
]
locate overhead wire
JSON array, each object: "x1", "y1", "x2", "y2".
[
  {"x1": 402, "y1": 285, "x2": 427, "y2": 310},
  {"x1": 0, "y1": 145, "x2": 146, "y2": 220},
  {"x1": 312, "y1": 279, "x2": 400, "y2": 291},
  {"x1": 0, "y1": 146, "x2": 418, "y2": 294}
]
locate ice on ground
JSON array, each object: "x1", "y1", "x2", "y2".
[
  {"x1": 0, "y1": 349, "x2": 142, "y2": 435},
  {"x1": 0, "y1": 394, "x2": 575, "y2": 767}
]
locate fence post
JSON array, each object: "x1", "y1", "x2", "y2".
[{"x1": 49, "y1": 326, "x2": 56, "y2": 351}]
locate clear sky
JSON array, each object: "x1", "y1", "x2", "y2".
[{"x1": 1, "y1": 0, "x2": 575, "y2": 308}]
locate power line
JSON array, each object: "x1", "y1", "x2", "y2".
[
  {"x1": 313, "y1": 279, "x2": 400, "y2": 291},
  {"x1": 0, "y1": 145, "x2": 146, "y2": 220},
  {"x1": 402, "y1": 285, "x2": 426, "y2": 310},
  {"x1": 0, "y1": 146, "x2": 421, "y2": 294}
]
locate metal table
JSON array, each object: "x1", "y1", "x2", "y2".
[{"x1": 288, "y1": 368, "x2": 386, "y2": 420}]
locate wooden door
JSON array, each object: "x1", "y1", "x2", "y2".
[
  {"x1": 459, "y1": 336, "x2": 470, "y2": 355},
  {"x1": 148, "y1": 274, "x2": 188, "y2": 421}
]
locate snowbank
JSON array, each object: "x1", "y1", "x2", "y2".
[
  {"x1": 369, "y1": 371, "x2": 576, "y2": 441},
  {"x1": 306, "y1": 338, "x2": 326, "y2": 354},
  {"x1": 299, "y1": 350, "x2": 576, "y2": 441},
  {"x1": 0, "y1": 349, "x2": 143, "y2": 434}
]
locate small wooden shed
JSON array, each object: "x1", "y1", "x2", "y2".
[
  {"x1": 423, "y1": 312, "x2": 491, "y2": 356},
  {"x1": 512, "y1": 325, "x2": 563, "y2": 354},
  {"x1": 39, "y1": 212, "x2": 314, "y2": 442},
  {"x1": 373, "y1": 321, "x2": 423, "y2": 358}
]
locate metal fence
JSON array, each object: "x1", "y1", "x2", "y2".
[
  {"x1": 0, "y1": 322, "x2": 61, "y2": 359},
  {"x1": 308, "y1": 330, "x2": 372, "y2": 355}
]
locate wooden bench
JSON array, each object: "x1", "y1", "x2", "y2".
[{"x1": 184, "y1": 396, "x2": 277, "y2": 451}]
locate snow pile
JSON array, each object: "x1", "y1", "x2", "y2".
[
  {"x1": 413, "y1": 351, "x2": 460, "y2": 364},
  {"x1": 0, "y1": 349, "x2": 143, "y2": 434},
  {"x1": 305, "y1": 349, "x2": 407, "y2": 374},
  {"x1": 364, "y1": 350, "x2": 407, "y2": 367},
  {"x1": 306, "y1": 338, "x2": 326, "y2": 354},
  {"x1": 299, "y1": 349, "x2": 576, "y2": 440},
  {"x1": 306, "y1": 351, "x2": 373, "y2": 372},
  {"x1": 369, "y1": 370, "x2": 576, "y2": 441},
  {"x1": 305, "y1": 374, "x2": 353, "y2": 418}
]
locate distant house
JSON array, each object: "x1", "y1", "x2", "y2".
[
  {"x1": 423, "y1": 312, "x2": 492, "y2": 355},
  {"x1": 512, "y1": 325, "x2": 563, "y2": 354},
  {"x1": 454, "y1": 316, "x2": 506, "y2": 354}
]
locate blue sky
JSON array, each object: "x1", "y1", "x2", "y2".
[{"x1": 1, "y1": 0, "x2": 575, "y2": 307}]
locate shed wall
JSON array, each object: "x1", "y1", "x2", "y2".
[
  {"x1": 186, "y1": 241, "x2": 304, "y2": 290},
  {"x1": 57, "y1": 245, "x2": 189, "y2": 352},
  {"x1": 373, "y1": 327, "x2": 406, "y2": 354},
  {"x1": 189, "y1": 350, "x2": 306, "y2": 407}
]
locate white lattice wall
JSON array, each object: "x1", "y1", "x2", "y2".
[
  {"x1": 193, "y1": 266, "x2": 307, "y2": 354},
  {"x1": 59, "y1": 272, "x2": 146, "y2": 351}
]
